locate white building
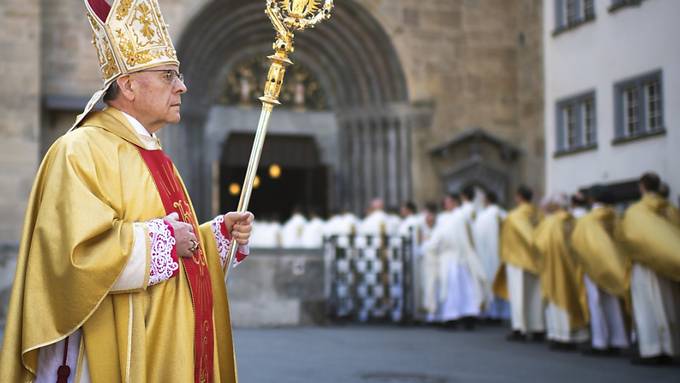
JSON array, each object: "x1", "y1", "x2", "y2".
[{"x1": 544, "y1": 0, "x2": 680, "y2": 204}]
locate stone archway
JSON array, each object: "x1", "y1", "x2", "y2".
[{"x1": 168, "y1": 0, "x2": 421, "y2": 219}]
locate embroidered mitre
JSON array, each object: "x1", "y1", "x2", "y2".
[{"x1": 72, "y1": 0, "x2": 179, "y2": 129}]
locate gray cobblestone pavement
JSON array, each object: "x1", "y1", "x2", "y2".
[
  {"x1": 233, "y1": 325, "x2": 679, "y2": 383},
  {"x1": 0, "y1": 325, "x2": 677, "y2": 382}
]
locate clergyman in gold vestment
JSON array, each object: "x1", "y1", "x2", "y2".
[
  {"x1": 620, "y1": 172, "x2": 680, "y2": 364},
  {"x1": 494, "y1": 185, "x2": 545, "y2": 341},
  {"x1": 570, "y1": 185, "x2": 630, "y2": 354},
  {"x1": 534, "y1": 193, "x2": 588, "y2": 347},
  {"x1": 0, "y1": 0, "x2": 253, "y2": 381}
]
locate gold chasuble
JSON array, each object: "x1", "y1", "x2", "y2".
[
  {"x1": 571, "y1": 207, "x2": 630, "y2": 297},
  {"x1": 534, "y1": 211, "x2": 587, "y2": 329},
  {"x1": 493, "y1": 203, "x2": 541, "y2": 299},
  {"x1": 0, "y1": 108, "x2": 237, "y2": 382},
  {"x1": 620, "y1": 194, "x2": 680, "y2": 282}
]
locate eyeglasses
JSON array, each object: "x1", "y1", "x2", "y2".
[{"x1": 136, "y1": 69, "x2": 184, "y2": 84}]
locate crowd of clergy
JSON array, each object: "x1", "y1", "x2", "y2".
[{"x1": 250, "y1": 171, "x2": 679, "y2": 366}]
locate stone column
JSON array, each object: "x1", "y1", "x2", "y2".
[
  {"x1": 336, "y1": 119, "x2": 350, "y2": 212},
  {"x1": 362, "y1": 118, "x2": 375, "y2": 212},
  {"x1": 337, "y1": 105, "x2": 426, "y2": 215},
  {"x1": 374, "y1": 118, "x2": 385, "y2": 203},
  {"x1": 399, "y1": 115, "x2": 413, "y2": 203},
  {"x1": 350, "y1": 119, "x2": 364, "y2": 214},
  {"x1": 386, "y1": 118, "x2": 399, "y2": 207}
]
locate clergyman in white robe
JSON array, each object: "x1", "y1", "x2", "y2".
[
  {"x1": 621, "y1": 181, "x2": 680, "y2": 362},
  {"x1": 358, "y1": 209, "x2": 390, "y2": 236},
  {"x1": 399, "y1": 214, "x2": 423, "y2": 238},
  {"x1": 323, "y1": 212, "x2": 357, "y2": 237},
  {"x1": 301, "y1": 216, "x2": 325, "y2": 248},
  {"x1": 424, "y1": 205, "x2": 486, "y2": 322},
  {"x1": 473, "y1": 203, "x2": 510, "y2": 320},
  {"x1": 249, "y1": 220, "x2": 281, "y2": 248},
  {"x1": 630, "y1": 264, "x2": 680, "y2": 358},
  {"x1": 583, "y1": 275, "x2": 629, "y2": 351},
  {"x1": 281, "y1": 212, "x2": 307, "y2": 248}
]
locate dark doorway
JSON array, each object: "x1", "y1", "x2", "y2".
[{"x1": 220, "y1": 133, "x2": 328, "y2": 221}]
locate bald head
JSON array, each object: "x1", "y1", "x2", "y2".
[{"x1": 368, "y1": 198, "x2": 384, "y2": 213}]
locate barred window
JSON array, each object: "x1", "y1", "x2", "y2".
[
  {"x1": 623, "y1": 87, "x2": 639, "y2": 136},
  {"x1": 610, "y1": 0, "x2": 647, "y2": 13},
  {"x1": 614, "y1": 71, "x2": 664, "y2": 141},
  {"x1": 555, "y1": 0, "x2": 596, "y2": 32},
  {"x1": 646, "y1": 80, "x2": 662, "y2": 132},
  {"x1": 566, "y1": 0, "x2": 579, "y2": 25},
  {"x1": 565, "y1": 105, "x2": 577, "y2": 147},
  {"x1": 583, "y1": 98, "x2": 595, "y2": 145},
  {"x1": 556, "y1": 91, "x2": 597, "y2": 154},
  {"x1": 583, "y1": 0, "x2": 595, "y2": 19}
]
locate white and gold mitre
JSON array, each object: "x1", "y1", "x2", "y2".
[
  {"x1": 86, "y1": 0, "x2": 178, "y2": 84},
  {"x1": 72, "y1": 0, "x2": 179, "y2": 128}
]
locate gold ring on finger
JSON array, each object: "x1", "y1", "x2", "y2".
[{"x1": 189, "y1": 239, "x2": 199, "y2": 252}]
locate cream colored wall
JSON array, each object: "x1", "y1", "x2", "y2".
[{"x1": 544, "y1": 0, "x2": 680, "y2": 201}]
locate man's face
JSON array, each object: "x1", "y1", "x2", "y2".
[
  {"x1": 130, "y1": 64, "x2": 187, "y2": 129},
  {"x1": 515, "y1": 194, "x2": 523, "y2": 205},
  {"x1": 399, "y1": 206, "x2": 411, "y2": 218},
  {"x1": 425, "y1": 212, "x2": 435, "y2": 228},
  {"x1": 443, "y1": 197, "x2": 456, "y2": 211}
]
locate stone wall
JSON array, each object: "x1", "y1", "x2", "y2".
[
  {"x1": 0, "y1": 0, "x2": 41, "y2": 244},
  {"x1": 0, "y1": 243, "x2": 19, "y2": 329},
  {"x1": 227, "y1": 249, "x2": 327, "y2": 327},
  {"x1": 358, "y1": 0, "x2": 544, "y2": 204},
  {"x1": 40, "y1": 0, "x2": 212, "y2": 99},
  {"x1": 0, "y1": 0, "x2": 40, "y2": 321},
  {"x1": 514, "y1": 0, "x2": 545, "y2": 196}
]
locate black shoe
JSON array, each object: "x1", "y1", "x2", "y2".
[
  {"x1": 506, "y1": 330, "x2": 527, "y2": 342},
  {"x1": 549, "y1": 341, "x2": 577, "y2": 352},
  {"x1": 657, "y1": 354, "x2": 674, "y2": 365},
  {"x1": 551, "y1": 341, "x2": 578, "y2": 352},
  {"x1": 606, "y1": 347, "x2": 625, "y2": 357},
  {"x1": 581, "y1": 347, "x2": 609, "y2": 357},
  {"x1": 482, "y1": 318, "x2": 502, "y2": 326},
  {"x1": 530, "y1": 332, "x2": 546, "y2": 343},
  {"x1": 630, "y1": 355, "x2": 665, "y2": 366},
  {"x1": 443, "y1": 320, "x2": 459, "y2": 330},
  {"x1": 462, "y1": 317, "x2": 476, "y2": 331}
]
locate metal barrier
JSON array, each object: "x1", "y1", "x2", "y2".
[{"x1": 325, "y1": 234, "x2": 414, "y2": 323}]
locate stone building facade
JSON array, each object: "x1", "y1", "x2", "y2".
[{"x1": 0, "y1": 0, "x2": 544, "y2": 322}]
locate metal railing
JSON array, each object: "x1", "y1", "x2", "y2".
[{"x1": 324, "y1": 233, "x2": 416, "y2": 323}]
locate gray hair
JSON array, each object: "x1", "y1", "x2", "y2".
[{"x1": 103, "y1": 81, "x2": 120, "y2": 102}]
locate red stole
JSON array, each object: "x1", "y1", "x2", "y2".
[{"x1": 138, "y1": 147, "x2": 214, "y2": 383}]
